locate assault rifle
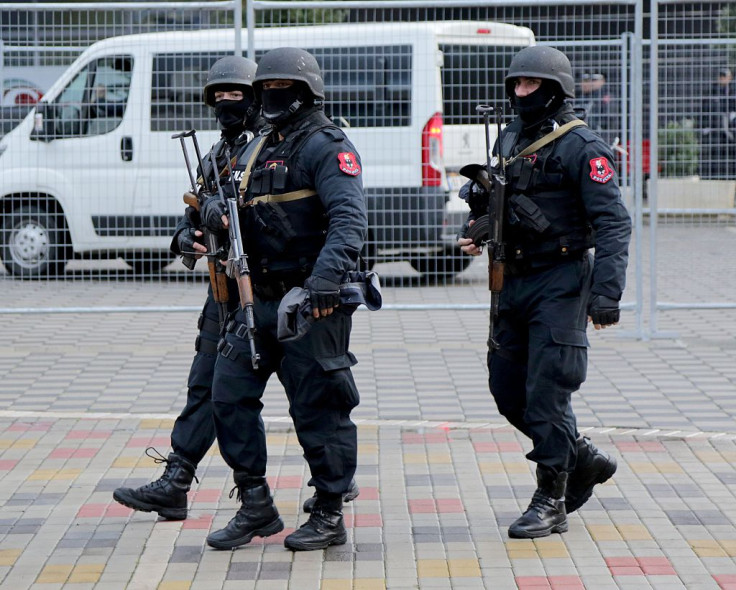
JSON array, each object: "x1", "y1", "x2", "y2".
[
  {"x1": 461, "y1": 105, "x2": 507, "y2": 350},
  {"x1": 225, "y1": 195, "x2": 260, "y2": 370},
  {"x1": 172, "y1": 129, "x2": 230, "y2": 326}
]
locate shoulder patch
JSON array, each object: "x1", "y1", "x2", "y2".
[
  {"x1": 338, "y1": 152, "x2": 361, "y2": 176},
  {"x1": 589, "y1": 157, "x2": 614, "y2": 183}
]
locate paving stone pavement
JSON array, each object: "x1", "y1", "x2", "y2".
[{"x1": 1, "y1": 229, "x2": 736, "y2": 589}]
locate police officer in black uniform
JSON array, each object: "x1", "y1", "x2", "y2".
[
  {"x1": 112, "y1": 56, "x2": 263, "y2": 520},
  {"x1": 457, "y1": 46, "x2": 631, "y2": 538},
  {"x1": 201, "y1": 47, "x2": 367, "y2": 552}
]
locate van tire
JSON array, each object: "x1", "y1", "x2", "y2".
[
  {"x1": 410, "y1": 246, "x2": 473, "y2": 281},
  {"x1": 125, "y1": 251, "x2": 174, "y2": 275},
  {"x1": 1, "y1": 204, "x2": 70, "y2": 278}
]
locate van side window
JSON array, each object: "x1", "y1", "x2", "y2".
[
  {"x1": 52, "y1": 55, "x2": 132, "y2": 136},
  {"x1": 151, "y1": 52, "x2": 224, "y2": 132},
  {"x1": 254, "y1": 45, "x2": 413, "y2": 128},
  {"x1": 440, "y1": 44, "x2": 516, "y2": 125}
]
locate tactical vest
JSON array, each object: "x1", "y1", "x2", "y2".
[
  {"x1": 239, "y1": 112, "x2": 336, "y2": 284},
  {"x1": 501, "y1": 120, "x2": 595, "y2": 264}
]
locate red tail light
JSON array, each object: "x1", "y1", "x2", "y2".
[{"x1": 422, "y1": 112, "x2": 443, "y2": 187}]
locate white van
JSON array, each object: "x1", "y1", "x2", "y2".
[{"x1": 0, "y1": 22, "x2": 534, "y2": 278}]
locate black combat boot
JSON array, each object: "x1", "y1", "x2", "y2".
[
  {"x1": 508, "y1": 466, "x2": 568, "y2": 539},
  {"x1": 284, "y1": 492, "x2": 347, "y2": 551},
  {"x1": 206, "y1": 474, "x2": 284, "y2": 550},
  {"x1": 565, "y1": 436, "x2": 617, "y2": 513},
  {"x1": 302, "y1": 479, "x2": 360, "y2": 513},
  {"x1": 113, "y1": 449, "x2": 196, "y2": 521}
]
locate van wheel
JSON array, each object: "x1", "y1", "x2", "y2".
[
  {"x1": 125, "y1": 251, "x2": 174, "y2": 275},
  {"x1": 410, "y1": 246, "x2": 473, "y2": 282},
  {"x1": 1, "y1": 204, "x2": 70, "y2": 278}
]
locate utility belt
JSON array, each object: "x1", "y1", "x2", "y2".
[
  {"x1": 504, "y1": 246, "x2": 588, "y2": 277},
  {"x1": 252, "y1": 271, "x2": 310, "y2": 300}
]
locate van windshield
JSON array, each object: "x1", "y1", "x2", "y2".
[{"x1": 440, "y1": 43, "x2": 519, "y2": 125}]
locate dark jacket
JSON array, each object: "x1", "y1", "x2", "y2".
[
  {"x1": 464, "y1": 102, "x2": 631, "y2": 301},
  {"x1": 240, "y1": 108, "x2": 367, "y2": 288}
]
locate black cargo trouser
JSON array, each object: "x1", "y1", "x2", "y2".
[
  {"x1": 211, "y1": 296, "x2": 360, "y2": 495},
  {"x1": 170, "y1": 281, "x2": 240, "y2": 466},
  {"x1": 488, "y1": 253, "x2": 593, "y2": 474}
]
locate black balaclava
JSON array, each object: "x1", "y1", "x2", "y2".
[
  {"x1": 215, "y1": 98, "x2": 251, "y2": 133},
  {"x1": 260, "y1": 82, "x2": 314, "y2": 129},
  {"x1": 512, "y1": 79, "x2": 565, "y2": 130}
]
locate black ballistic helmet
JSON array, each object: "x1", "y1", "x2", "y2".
[
  {"x1": 253, "y1": 47, "x2": 325, "y2": 100},
  {"x1": 203, "y1": 55, "x2": 257, "y2": 107},
  {"x1": 505, "y1": 46, "x2": 575, "y2": 100}
]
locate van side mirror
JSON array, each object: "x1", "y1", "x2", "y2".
[{"x1": 30, "y1": 103, "x2": 57, "y2": 142}]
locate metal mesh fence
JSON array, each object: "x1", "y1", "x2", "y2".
[
  {"x1": 1, "y1": 1, "x2": 733, "y2": 327},
  {"x1": 647, "y1": 1, "x2": 736, "y2": 333},
  {"x1": 1, "y1": 0, "x2": 641, "y2": 289}
]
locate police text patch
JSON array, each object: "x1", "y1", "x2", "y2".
[
  {"x1": 589, "y1": 157, "x2": 613, "y2": 183},
  {"x1": 338, "y1": 152, "x2": 361, "y2": 176}
]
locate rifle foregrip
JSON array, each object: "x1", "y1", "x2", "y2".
[
  {"x1": 213, "y1": 271, "x2": 230, "y2": 304},
  {"x1": 490, "y1": 261, "x2": 504, "y2": 292},
  {"x1": 183, "y1": 192, "x2": 199, "y2": 210}
]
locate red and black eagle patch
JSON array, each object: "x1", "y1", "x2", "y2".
[
  {"x1": 337, "y1": 152, "x2": 361, "y2": 176},
  {"x1": 589, "y1": 156, "x2": 614, "y2": 183}
]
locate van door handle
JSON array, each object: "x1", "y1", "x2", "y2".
[{"x1": 121, "y1": 136, "x2": 133, "y2": 161}]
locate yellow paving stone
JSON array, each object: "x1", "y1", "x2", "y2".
[
  {"x1": 479, "y1": 462, "x2": 505, "y2": 474},
  {"x1": 68, "y1": 563, "x2": 103, "y2": 584},
  {"x1": 656, "y1": 462, "x2": 684, "y2": 474},
  {"x1": 354, "y1": 580, "x2": 387, "y2": 590},
  {"x1": 417, "y1": 559, "x2": 450, "y2": 578},
  {"x1": 427, "y1": 452, "x2": 452, "y2": 464},
  {"x1": 112, "y1": 457, "x2": 140, "y2": 468},
  {"x1": 719, "y1": 540, "x2": 736, "y2": 556},
  {"x1": 617, "y1": 524, "x2": 652, "y2": 540},
  {"x1": 501, "y1": 462, "x2": 530, "y2": 474},
  {"x1": 448, "y1": 558, "x2": 481, "y2": 577},
  {"x1": 28, "y1": 468, "x2": 80, "y2": 481},
  {"x1": 693, "y1": 450, "x2": 727, "y2": 462},
  {"x1": 535, "y1": 541, "x2": 569, "y2": 558},
  {"x1": 158, "y1": 582, "x2": 192, "y2": 590},
  {"x1": 359, "y1": 443, "x2": 378, "y2": 454},
  {"x1": 267, "y1": 433, "x2": 289, "y2": 445},
  {"x1": 36, "y1": 564, "x2": 73, "y2": 583},
  {"x1": 140, "y1": 419, "x2": 174, "y2": 429},
  {"x1": 692, "y1": 545, "x2": 727, "y2": 558},
  {"x1": 587, "y1": 524, "x2": 623, "y2": 541},
  {"x1": 628, "y1": 462, "x2": 658, "y2": 474},
  {"x1": 0, "y1": 438, "x2": 38, "y2": 449},
  {"x1": 0, "y1": 549, "x2": 21, "y2": 566},
  {"x1": 321, "y1": 580, "x2": 351, "y2": 590},
  {"x1": 403, "y1": 453, "x2": 429, "y2": 464}
]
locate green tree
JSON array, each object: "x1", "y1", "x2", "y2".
[{"x1": 252, "y1": 0, "x2": 348, "y2": 26}]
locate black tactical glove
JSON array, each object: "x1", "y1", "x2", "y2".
[
  {"x1": 176, "y1": 226, "x2": 203, "y2": 255},
  {"x1": 184, "y1": 205, "x2": 201, "y2": 228},
  {"x1": 589, "y1": 294, "x2": 620, "y2": 326},
  {"x1": 201, "y1": 195, "x2": 228, "y2": 232},
  {"x1": 459, "y1": 180, "x2": 490, "y2": 215},
  {"x1": 305, "y1": 275, "x2": 341, "y2": 315}
]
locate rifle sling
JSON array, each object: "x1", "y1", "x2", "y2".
[
  {"x1": 245, "y1": 189, "x2": 317, "y2": 206},
  {"x1": 505, "y1": 119, "x2": 586, "y2": 166},
  {"x1": 237, "y1": 135, "x2": 270, "y2": 195}
]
